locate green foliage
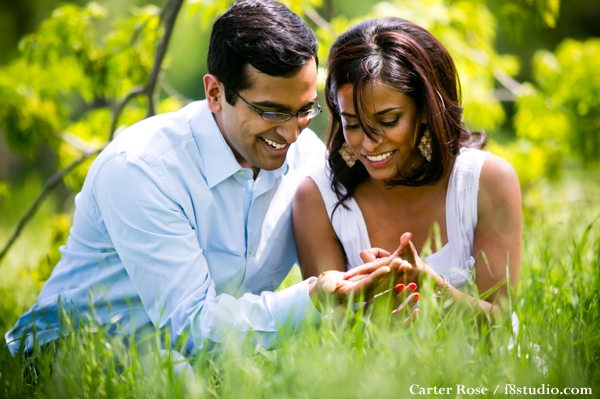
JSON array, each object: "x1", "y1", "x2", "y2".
[
  {"x1": 57, "y1": 109, "x2": 109, "y2": 191},
  {"x1": 18, "y1": 3, "x2": 110, "y2": 100},
  {"x1": 496, "y1": 37, "x2": 600, "y2": 194},
  {"x1": 280, "y1": 0, "x2": 323, "y2": 16},
  {"x1": 0, "y1": 3, "x2": 164, "y2": 163},
  {"x1": 489, "y1": 0, "x2": 561, "y2": 41},
  {"x1": 314, "y1": 0, "x2": 518, "y2": 133},
  {"x1": 382, "y1": 0, "x2": 511, "y2": 131},
  {"x1": 0, "y1": 2, "x2": 186, "y2": 195},
  {"x1": 0, "y1": 4, "x2": 105, "y2": 159},
  {"x1": 36, "y1": 214, "x2": 73, "y2": 284},
  {"x1": 186, "y1": 0, "x2": 231, "y2": 27},
  {"x1": 487, "y1": 138, "x2": 562, "y2": 193},
  {"x1": 515, "y1": 38, "x2": 600, "y2": 169},
  {"x1": 1, "y1": 0, "x2": 588, "y2": 191},
  {"x1": 0, "y1": 60, "x2": 66, "y2": 159},
  {"x1": 0, "y1": 175, "x2": 62, "y2": 334},
  {"x1": 0, "y1": 181, "x2": 9, "y2": 199}
]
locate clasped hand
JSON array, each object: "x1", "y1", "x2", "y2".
[
  {"x1": 347, "y1": 232, "x2": 430, "y2": 288},
  {"x1": 311, "y1": 232, "x2": 428, "y2": 323}
]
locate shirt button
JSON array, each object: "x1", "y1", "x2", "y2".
[{"x1": 248, "y1": 247, "x2": 253, "y2": 255}]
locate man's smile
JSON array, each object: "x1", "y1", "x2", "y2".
[{"x1": 260, "y1": 136, "x2": 288, "y2": 150}]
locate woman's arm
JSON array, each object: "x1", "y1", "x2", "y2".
[
  {"x1": 428, "y1": 154, "x2": 521, "y2": 315},
  {"x1": 420, "y1": 154, "x2": 522, "y2": 315},
  {"x1": 472, "y1": 154, "x2": 522, "y2": 304},
  {"x1": 294, "y1": 177, "x2": 416, "y2": 311},
  {"x1": 292, "y1": 177, "x2": 347, "y2": 277},
  {"x1": 345, "y1": 155, "x2": 522, "y2": 317}
]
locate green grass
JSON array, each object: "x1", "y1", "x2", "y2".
[
  {"x1": 0, "y1": 173, "x2": 67, "y2": 335},
  {"x1": 1, "y1": 171, "x2": 599, "y2": 398}
]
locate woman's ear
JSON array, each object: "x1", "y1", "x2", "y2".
[{"x1": 203, "y1": 74, "x2": 223, "y2": 113}]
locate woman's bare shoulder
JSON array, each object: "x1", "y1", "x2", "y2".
[
  {"x1": 294, "y1": 176, "x2": 322, "y2": 204},
  {"x1": 478, "y1": 153, "x2": 521, "y2": 217},
  {"x1": 293, "y1": 176, "x2": 346, "y2": 274}
]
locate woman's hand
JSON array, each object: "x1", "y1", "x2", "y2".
[
  {"x1": 344, "y1": 232, "x2": 434, "y2": 288},
  {"x1": 390, "y1": 285, "x2": 420, "y2": 325},
  {"x1": 309, "y1": 254, "x2": 413, "y2": 308},
  {"x1": 393, "y1": 232, "x2": 432, "y2": 286},
  {"x1": 359, "y1": 247, "x2": 391, "y2": 263},
  {"x1": 367, "y1": 280, "x2": 420, "y2": 324}
]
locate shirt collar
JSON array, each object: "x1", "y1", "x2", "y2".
[{"x1": 190, "y1": 101, "x2": 289, "y2": 188}]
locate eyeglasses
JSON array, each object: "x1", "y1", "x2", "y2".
[{"x1": 232, "y1": 90, "x2": 322, "y2": 123}]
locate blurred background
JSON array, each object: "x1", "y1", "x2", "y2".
[{"x1": 0, "y1": 0, "x2": 599, "y2": 334}]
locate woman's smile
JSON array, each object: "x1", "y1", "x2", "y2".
[
  {"x1": 363, "y1": 150, "x2": 396, "y2": 167},
  {"x1": 337, "y1": 81, "x2": 423, "y2": 180}
]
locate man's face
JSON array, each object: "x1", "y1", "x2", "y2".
[{"x1": 212, "y1": 58, "x2": 319, "y2": 171}]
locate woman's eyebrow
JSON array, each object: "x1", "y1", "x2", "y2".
[
  {"x1": 341, "y1": 107, "x2": 402, "y2": 118},
  {"x1": 374, "y1": 107, "x2": 402, "y2": 116}
]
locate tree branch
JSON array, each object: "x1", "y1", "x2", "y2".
[
  {"x1": 493, "y1": 67, "x2": 523, "y2": 101},
  {"x1": 145, "y1": 0, "x2": 183, "y2": 117},
  {"x1": 109, "y1": 87, "x2": 145, "y2": 139},
  {"x1": 109, "y1": 0, "x2": 184, "y2": 140},
  {"x1": 56, "y1": 131, "x2": 102, "y2": 154},
  {"x1": 0, "y1": 149, "x2": 103, "y2": 263},
  {"x1": 1, "y1": 0, "x2": 185, "y2": 264},
  {"x1": 304, "y1": 6, "x2": 332, "y2": 31},
  {"x1": 159, "y1": 73, "x2": 193, "y2": 105}
]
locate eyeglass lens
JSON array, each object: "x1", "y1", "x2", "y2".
[{"x1": 261, "y1": 109, "x2": 320, "y2": 122}]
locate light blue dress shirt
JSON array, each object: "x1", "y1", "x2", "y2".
[{"x1": 6, "y1": 101, "x2": 325, "y2": 356}]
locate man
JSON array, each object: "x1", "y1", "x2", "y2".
[{"x1": 6, "y1": 0, "x2": 393, "y2": 357}]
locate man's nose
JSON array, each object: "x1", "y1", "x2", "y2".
[{"x1": 275, "y1": 117, "x2": 308, "y2": 143}]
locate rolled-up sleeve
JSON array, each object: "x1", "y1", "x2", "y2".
[{"x1": 91, "y1": 153, "x2": 320, "y2": 354}]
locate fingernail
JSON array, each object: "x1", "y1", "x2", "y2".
[
  {"x1": 412, "y1": 293, "x2": 420, "y2": 301},
  {"x1": 395, "y1": 284, "x2": 405, "y2": 292},
  {"x1": 408, "y1": 232, "x2": 412, "y2": 241},
  {"x1": 407, "y1": 283, "x2": 417, "y2": 291}
]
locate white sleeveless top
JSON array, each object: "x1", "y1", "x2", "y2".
[{"x1": 309, "y1": 148, "x2": 489, "y2": 289}]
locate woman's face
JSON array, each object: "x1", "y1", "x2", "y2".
[{"x1": 337, "y1": 80, "x2": 424, "y2": 181}]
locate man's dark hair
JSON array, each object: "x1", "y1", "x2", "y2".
[{"x1": 207, "y1": 0, "x2": 318, "y2": 105}]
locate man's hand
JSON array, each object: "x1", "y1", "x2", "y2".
[{"x1": 308, "y1": 255, "x2": 412, "y2": 309}]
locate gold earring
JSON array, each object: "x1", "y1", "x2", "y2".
[
  {"x1": 418, "y1": 128, "x2": 432, "y2": 162},
  {"x1": 339, "y1": 142, "x2": 357, "y2": 167}
]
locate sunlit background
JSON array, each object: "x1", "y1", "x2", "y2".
[{"x1": 0, "y1": 4, "x2": 599, "y2": 393}]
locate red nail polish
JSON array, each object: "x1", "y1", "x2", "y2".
[
  {"x1": 412, "y1": 293, "x2": 420, "y2": 301},
  {"x1": 395, "y1": 284, "x2": 405, "y2": 291},
  {"x1": 407, "y1": 283, "x2": 417, "y2": 291}
]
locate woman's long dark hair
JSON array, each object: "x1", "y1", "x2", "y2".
[{"x1": 325, "y1": 18, "x2": 485, "y2": 210}]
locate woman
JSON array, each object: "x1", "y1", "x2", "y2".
[{"x1": 293, "y1": 18, "x2": 521, "y2": 316}]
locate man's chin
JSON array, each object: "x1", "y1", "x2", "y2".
[
  {"x1": 254, "y1": 154, "x2": 287, "y2": 171},
  {"x1": 258, "y1": 160, "x2": 286, "y2": 171}
]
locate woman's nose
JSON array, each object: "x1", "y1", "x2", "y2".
[{"x1": 362, "y1": 134, "x2": 382, "y2": 152}]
